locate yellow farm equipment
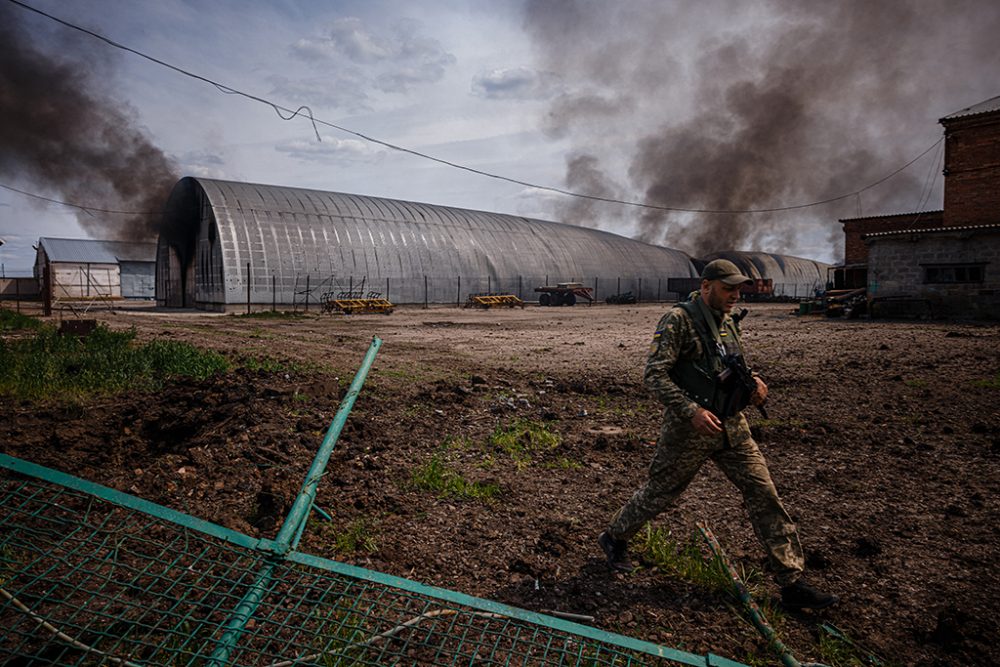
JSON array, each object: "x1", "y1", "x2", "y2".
[
  {"x1": 324, "y1": 298, "x2": 394, "y2": 314},
  {"x1": 464, "y1": 293, "x2": 525, "y2": 309}
]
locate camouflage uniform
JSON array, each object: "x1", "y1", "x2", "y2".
[{"x1": 607, "y1": 295, "x2": 805, "y2": 585}]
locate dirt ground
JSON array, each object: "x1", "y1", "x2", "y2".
[{"x1": 2, "y1": 301, "x2": 999, "y2": 666}]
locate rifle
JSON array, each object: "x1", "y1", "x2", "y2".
[{"x1": 717, "y1": 353, "x2": 769, "y2": 419}]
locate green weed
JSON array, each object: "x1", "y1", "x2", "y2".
[
  {"x1": 411, "y1": 450, "x2": 500, "y2": 501},
  {"x1": 0, "y1": 323, "x2": 229, "y2": 400},
  {"x1": 972, "y1": 373, "x2": 1000, "y2": 389},
  {"x1": 816, "y1": 624, "x2": 894, "y2": 667},
  {"x1": 490, "y1": 419, "x2": 561, "y2": 467},
  {"x1": 903, "y1": 379, "x2": 927, "y2": 388},
  {"x1": 316, "y1": 609, "x2": 369, "y2": 666},
  {"x1": 544, "y1": 457, "x2": 582, "y2": 471},
  {"x1": 333, "y1": 518, "x2": 378, "y2": 555},
  {"x1": 247, "y1": 327, "x2": 275, "y2": 340},
  {"x1": 639, "y1": 525, "x2": 733, "y2": 594},
  {"x1": 0, "y1": 309, "x2": 43, "y2": 331},
  {"x1": 239, "y1": 355, "x2": 292, "y2": 373}
]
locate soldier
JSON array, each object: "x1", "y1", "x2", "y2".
[{"x1": 598, "y1": 259, "x2": 837, "y2": 610}]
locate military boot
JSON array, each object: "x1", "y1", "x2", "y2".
[
  {"x1": 598, "y1": 531, "x2": 634, "y2": 572},
  {"x1": 780, "y1": 578, "x2": 838, "y2": 610}
]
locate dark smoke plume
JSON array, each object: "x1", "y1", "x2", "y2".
[
  {"x1": 0, "y1": 4, "x2": 178, "y2": 242},
  {"x1": 524, "y1": 0, "x2": 1000, "y2": 261}
]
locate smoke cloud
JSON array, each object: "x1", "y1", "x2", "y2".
[
  {"x1": 523, "y1": 0, "x2": 1000, "y2": 261},
  {"x1": 0, "y1": 4, "x2": 178, "y2": 242}
]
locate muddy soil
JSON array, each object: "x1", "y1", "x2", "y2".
[{"x1": 2, "y1": 303, "x2": 999, "y2": 666}]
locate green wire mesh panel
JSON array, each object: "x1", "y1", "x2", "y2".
[{"x1": 1, "y1": 460, "x2": 741, "y2": 667}]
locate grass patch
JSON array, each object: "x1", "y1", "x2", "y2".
[
  {"x1": 248, "y1": 327, "x2": 276, "y2": 340},
  {"x1": 816, "y1": 625, "x2": 894, "y2": 667},
  {"x1": 490, "y1": 419, "x2": 561, "y2": 467},
  {"x1": 544, "y1": 457, "x2": 583, "y2": 471},
  {"x1": 333, "y1": 518, "x2": 378, "y2": 555},
  {"x1": 0, "y1": 323, "x2": 229, "y2": 401},
  {"x1": 903, "y1": 379, "x2": 927, "y2": 388},
  {"x1": 238, "y1": 354, "x2": 315, "y2": 373},
  {"x1": 411, "y1": 449, "x2": 500, "y2": 501},
  {"x1": 0, "y1": 309, "x2": 43, "y2": 332},
  {"x1": 315, "y1": 609, "x2": 369, "y2": 666},
  {"x1": 971, "y1": 373, "x2": 1000, "y2": 389},
  {"x1": 639, "y1": 525, "x2": 734, "y2": 594}
]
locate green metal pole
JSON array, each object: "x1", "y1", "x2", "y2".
[
  {"x1": 281, "y1": 335, "x2": 382, "y2": 550},
  {"x1": 206, "y1": 336, "x2": 382, "y2": 666},
  {"x1": 697, "y1": 523, "x2": 827, "y2": 667}
]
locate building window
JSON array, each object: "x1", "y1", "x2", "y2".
[{"x1": 922, "y1": 263, "x2": 985, "y2": 284}]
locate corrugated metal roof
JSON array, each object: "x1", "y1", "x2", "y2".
[
  {"x1": 839, "y1": 210, "x2": 943, "y2": 223},
  {"x1": 39, "y1": 237, "x2": 156, "y2": 264},
  {"x1": 158, "y1": 177, "x2": 701, "y2": 306},
  {"x1": 863, "y1": 223, "x2": 1000, "y2": 239},
  {"x1": 700, "y1": 250, "x2": 830, "y2": 292},
  {"x1": 940, "y1": 94, "x2": 1000, "y2": 121}
]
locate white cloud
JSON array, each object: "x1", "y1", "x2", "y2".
[
  {"x1": 289, "y1": 16, "x2": 456, "y2": 97},
  {"x1": 269, "y1": 73, "x2": 373, "y2": 113},
  {"x1": 274, "y1": 135, "x2": 384, "y2": 163},
  {"x1": 471, "y1": 67, "x2": 560, "y2": 101},
  {"x1": 292, "y1": 17, "x2": 391, "y2": 64}
]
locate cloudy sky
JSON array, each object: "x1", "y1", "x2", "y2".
[{"x1": 1, "y1": 0, "x2": 998, "y2": 273}]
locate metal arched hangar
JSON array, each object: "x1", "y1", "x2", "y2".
[{"x1": 155, "y1": 177, "x2": 699, "y2": 310}]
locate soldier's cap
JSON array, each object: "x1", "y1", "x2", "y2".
[{"x1": 701, "y1": 259, "x2": 753, "y2": 286}]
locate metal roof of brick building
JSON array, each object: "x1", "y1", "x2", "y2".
[{"x1": 940, "y1": 94, "x2": 1000, "y2": 121}]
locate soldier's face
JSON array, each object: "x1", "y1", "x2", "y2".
[{"x1": 702, "y1": 280, "x2": 742, "y2": 313}]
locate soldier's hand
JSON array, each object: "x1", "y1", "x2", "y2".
[
  {"x1": 751, "y1": 377, "x2": 768, "y2": 406},
  {"x1": 692, "y1": 407, "x2": 723, "y2": 435}
]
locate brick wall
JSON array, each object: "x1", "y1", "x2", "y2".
[
  {"x1": 866, "y1": 229, "x2": 1000, "y2": 318},
  {"x1": 841, "y1": 211, "x2": 943, "y2": 265},
  {"x1": 942, "y1": 112, "x2": 1000, "y2": 227}
]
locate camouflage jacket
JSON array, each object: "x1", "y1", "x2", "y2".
[{"x1": 644, "y1": 297, "x2": 752, "y2": 441}]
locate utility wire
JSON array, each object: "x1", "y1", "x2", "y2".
[
  {"x1": 0, "y1": 183, "x2": 159, "y2": 215},
  {"x1": 8, "y1": 0, "x2": 944, "y2": 216}
]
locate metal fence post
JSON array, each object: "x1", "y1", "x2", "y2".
[
  {"x1": 424, "y1": 275, "x2": 428, "y2": 309},
  {"x1": 246, "y1": 262, "x2": 251, "y2": 315},
  {"x1": 637, "y1": 278, "x2": 642, "y2": 304},
  {"x1": 305, "y1": 275, "x2": 310, "y2": 312},
  {"x1": 518, "y1": 275, "x2": 522, "y2": 299},
  {"x1": 457, "y1": 276, "x2": 461, "y2": 307},
  {"x1": 657, "y1": 278, "x2": 661, "y2": 303},
  {"x1": 594, "y1": 277, "x2": 598, "y2": 304},
  {"x1": 386, "y1": 277, "x2": 390, "y2": 302},
  {"x1": 272, "y1": 275, "x2": 276, "y2": 312}
]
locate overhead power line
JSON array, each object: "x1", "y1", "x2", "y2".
[
  {"x1": 8, "y1": 0, "x2": 943, "y2": 216},
  {"x1": 0, "y1": 183, "x2": 159, "y2": 215}
]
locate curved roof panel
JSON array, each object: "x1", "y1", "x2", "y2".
[
  {"x1": 701, "y1": 250, "x2": 830, "y2": 296},
  {"x1": 157, "y1": 177, "x2": 698, "y2": 307}
]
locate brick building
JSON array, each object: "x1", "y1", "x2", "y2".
[{"x1": 834, "y1": 94, "x2": 1000, "y2": 316}]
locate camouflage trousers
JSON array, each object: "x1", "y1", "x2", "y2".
[{"x1": 608, "y1": 412, "x2": 805, "y2": 586}]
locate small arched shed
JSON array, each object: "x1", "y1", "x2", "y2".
[{"x1": 156, "y1": 177, "x2": 699, "y2": 309}]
